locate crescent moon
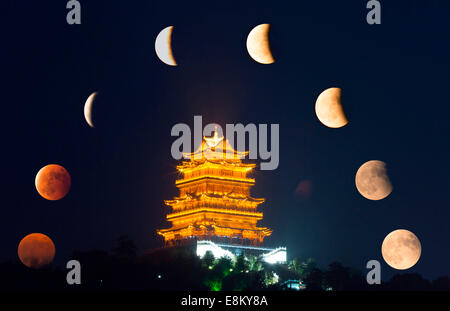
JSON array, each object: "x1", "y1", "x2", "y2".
[
  {"x1": 315, "y1": 87, "x2": 348, "y2": 128},
  {"x1": 246, "y1": 23, "x2": 275, "y2": 64},
  {"x1": 355, "y1": 160, "x2": 393, "y2": 200},
  {"x1": 382, "y1": 229, "x2": 421, "y2": 270},
  {"x1": 84, "y1": 92, "x2": 97, "y2": 128},
  {"x1": 155, "y1": 26, "x2": 177, "y2": 66}
]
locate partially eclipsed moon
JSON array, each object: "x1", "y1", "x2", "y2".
[
  {"x1": 382, "y1": 229, "x2": 421, "y2": 270},
  {"x1": 155, "y1": 26, "x2": 177, "y2": 66},
  {"x1": 35, "y1": 164, "x2": 71, "y2": 201},
  {"x1": 84, "y1": 92, "x2": 97, "y2": 128},
  {"x1": 355, "y1": 160, "x2": 392, "y2": 200},
  {"x1": 246, "y1": 23, "x2": 275, "y2": 64},
  {"x1": 18, "y1": 233, "x2": 55, "y2": 269},
  {"x1": 315, "y1": 87, "x2": 348, "y2": 128}
]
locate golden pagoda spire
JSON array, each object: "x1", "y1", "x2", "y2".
[
  {"x1": 183, "y1": 130, "x2": 248, "y2": 161},
  {"x1": 204, "y1": 131, "x2": 223, "y2": 148}
]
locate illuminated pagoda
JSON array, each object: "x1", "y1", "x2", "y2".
[
  {"x1": 157, "y1": 131, "x2": 286, "y2": 263},
  {"x1": 157, "y1": 131, "x2": 273, "y2": 248}
]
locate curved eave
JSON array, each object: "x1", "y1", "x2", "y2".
[
  {"x1": 182, "y1": 151, "x2": 248, "y2": 159},
  {"x1": 157, "y1": 224, "x2": 272, "y2": 235},
  {"x1": 177, "y1": 160, "x2": 256, "y2": 171},
  {"x1": 166, "y1": 208, "x2": 264, "y2": 220},
  {"x1": 175, "y1": 175, "x2": 255, "y2": 186},
  {"x1": 166, "y1": 194, "x2": 264, "y2": 203},
  {"x1": 182, "y1": 140, "x2": 249, "y2": 160}
]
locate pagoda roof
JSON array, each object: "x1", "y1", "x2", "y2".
[
  {"x1": 182, "y1": 131, "x2": 248, "y2": 161},
  {"x1": 157, "y1": 222, "x2": 272, "y2": 234},
  {"x1": 165, "y1": 192, "x2": 265, "y2": 206},
  {"x1": 177, "y1": 159, "x2": 256, "y2": 171}
]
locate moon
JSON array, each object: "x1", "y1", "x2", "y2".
[
  {"x1": 155, "y1": 26, "x2": 177, "y2": 66},
  {"x1": 294, "y1": 180, "x2": 313, "y2": 201},
  {"x1": 382, "y1": 229, "x2": 421, "y2": 270},
  {"x1": 315, "y1": 87, "x2": 348, "y2": 128},
  {"x1": 246, "y1": 23, "x2": 275, "y2": 64},
  {"x1": 355, "y1": 160, "x2": 392, "y2": 200},
  {"x1": 84, "y1": 92, "x2": 97, "y2": 128},
  {"x1": 18, "y1": 233, "x2": 55, "y2": 269},
  {"x1": 35, "y1": 164, "x2": 71, "y2": 201}
]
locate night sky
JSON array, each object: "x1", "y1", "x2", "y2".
[{"x1": 2, "y1": 0, "x2": 450, "y2": 281}]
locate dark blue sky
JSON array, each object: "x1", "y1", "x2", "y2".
[{"x1": 1, "y1": 0, "x2": 449, "y2": 281}]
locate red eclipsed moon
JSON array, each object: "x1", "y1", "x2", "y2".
[
  {"x1": 35, "y1": 164, "x2": 71, "y2": 200},
  {"x1": 18, "y1": 233, "x2": 55, "y2": 269}
]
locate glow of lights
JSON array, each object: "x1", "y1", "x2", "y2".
[
  {"x1": 261, "y1": 247, "x2": 287, "y2": 264},
  {"x1": 197, "y1": 241, "x2": 235, "y2": 261}
]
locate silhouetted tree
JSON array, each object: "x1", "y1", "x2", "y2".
[
  {"x1": 248, "y1": 255, "x2": 263, "y2": 272},
  {"x1": 214, "y1": 256, "x2": 233, "y2": 278},
  {"x1": 432, "y1": 276, "x2": 450, "y2": 290},
  {"x1": 385, "y1": 273, "x2": 432, "y2": 291},
  {"x1": 245, "y1": 270, "x2": 266, "y2": 290},
  {"x1": 223, "y1": 272, "x2": 251, "y2": 291},
  {"x1": 112, "y1": 235, "x2": 137, "y2": 262},
  {"x1": 0, "y1": 260, "x2": 66, "y2": 291},
  {"x1": 288, "y1": 257, "x2": 303, "y2": 276},
  {"x1": 324, "y1": 262, "x2": 351, "y2": 290},
  {"x1": 347, "y1": 268, "x2": 368, "y2": 290},
  {"x1": 304, "y1": 268, "x2": 324, "y2": 291},
  {"x1": 234, "y1": 254, "x2": 250, "y2": 273},
  {"x1": 296, "y1": 257, "x2": 317, "y2": 281},
  {"x1": 201, "y1": 250, "x2": 215, "y2": 268}
]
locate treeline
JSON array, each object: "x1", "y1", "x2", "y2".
[{"x1": 0, "y1": 236, "x2": 449, "y2": 291}]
